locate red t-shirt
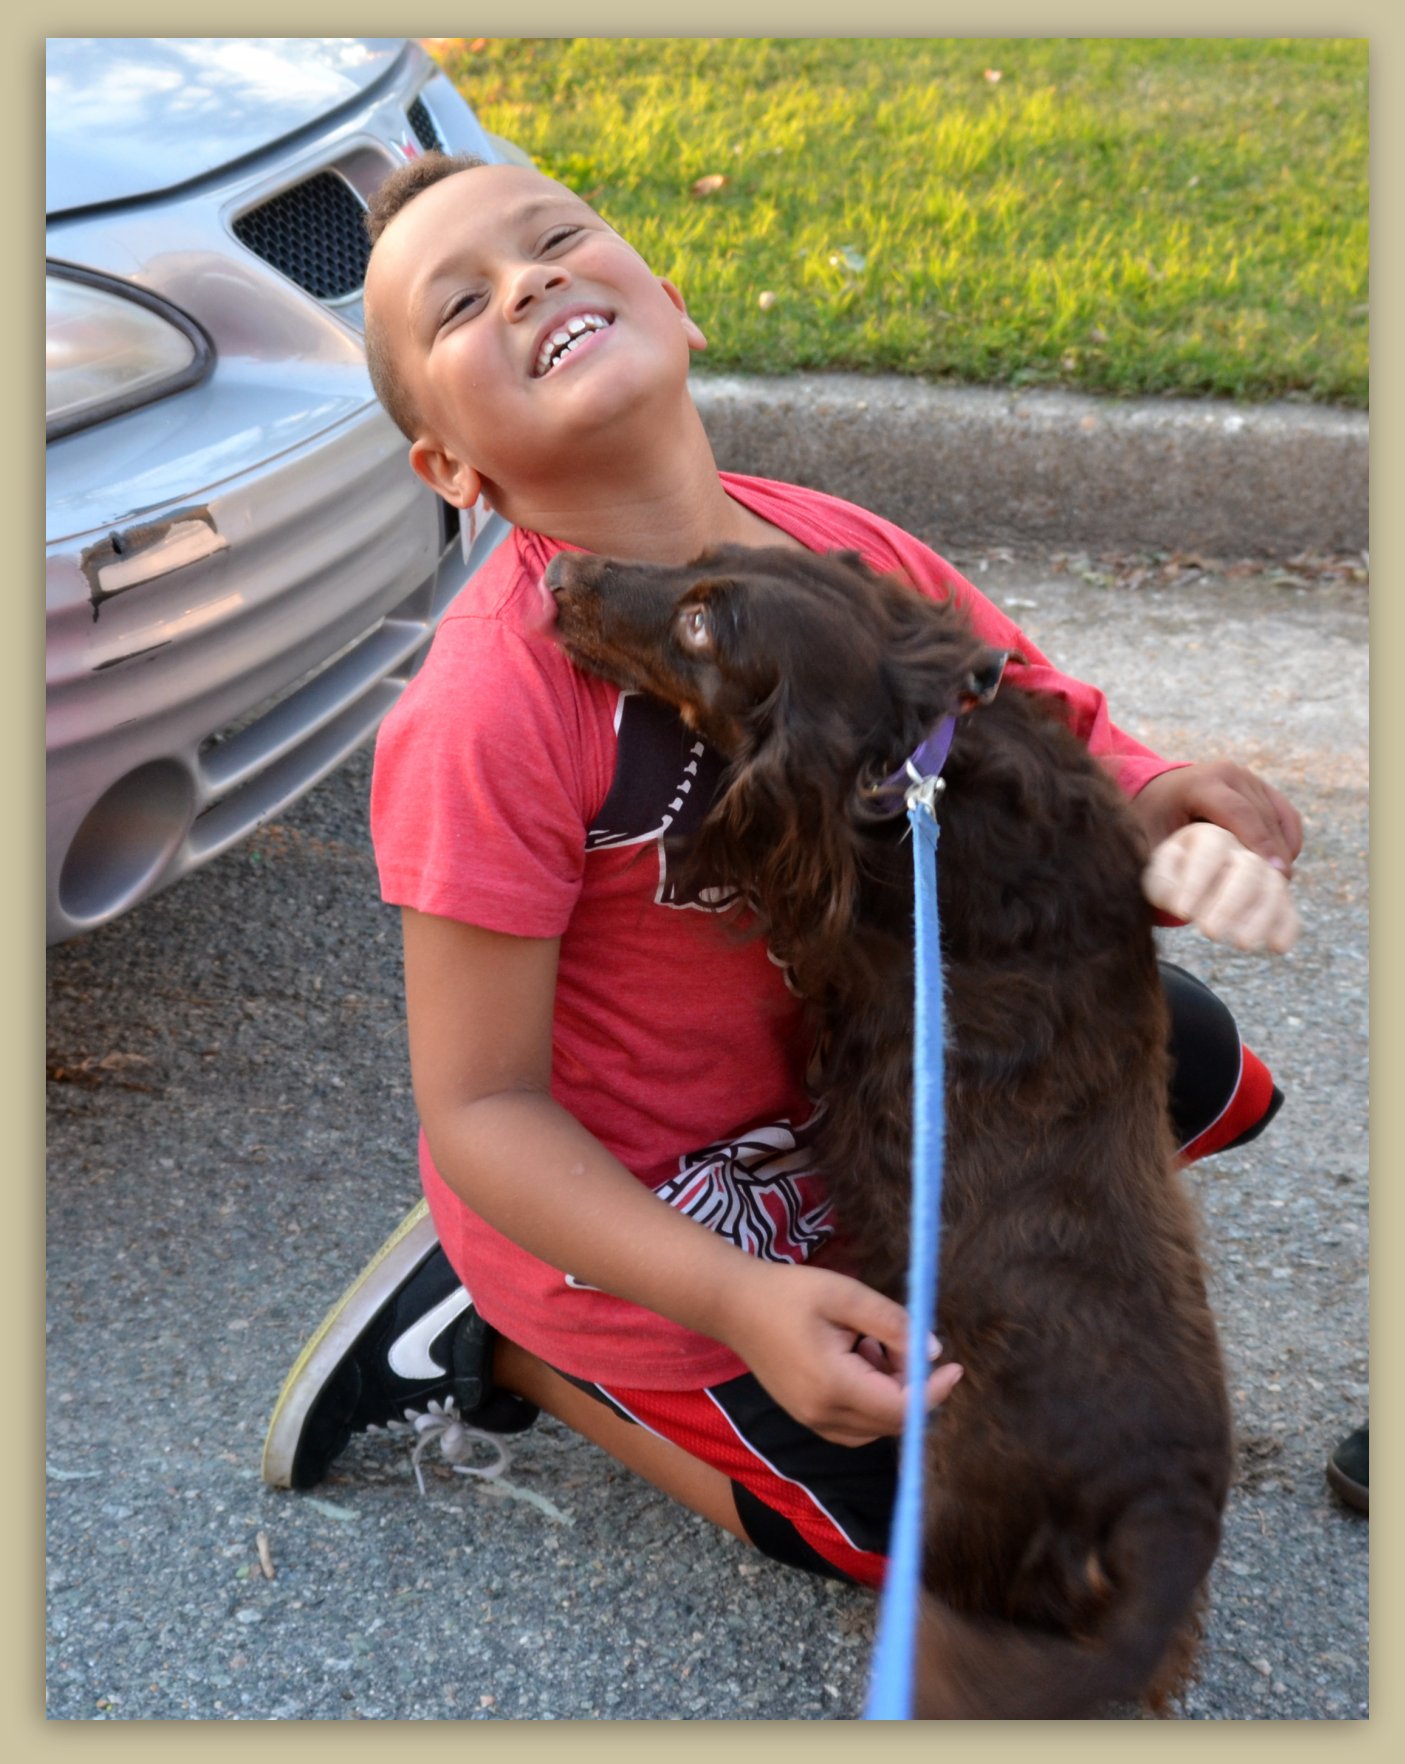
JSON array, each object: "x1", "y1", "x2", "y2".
[{"x1": 370, "y1": 474, "x2": 1175, "y2": 1388}]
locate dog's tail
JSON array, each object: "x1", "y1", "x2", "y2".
[{"x1": 913, "y1": 1499, "x2": 1221, "y2": 1720}]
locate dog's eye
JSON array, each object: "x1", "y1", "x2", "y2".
[{"x1": 677, "y1": 604, "x2": 712, "y2": 651}]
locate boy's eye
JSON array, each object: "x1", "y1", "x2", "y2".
[
  {"x1": 542, "y1": 225, "x2": 581, "y2": 251},
  {"x1": 437, "y1": 291, "x2": 483, "y2": 329}
]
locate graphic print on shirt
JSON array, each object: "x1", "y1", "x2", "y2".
[
  {"x1": 653, "y1": 1119, "x2": 833, "y2": 1264},
  {"x1": 585, "y1": 691, "x2": 733, "y2": 910},
  {"x1": 562, "y1": 1120, "x2": 832, "y2": 1292}
]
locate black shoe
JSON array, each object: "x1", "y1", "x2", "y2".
[
  {"x1": 1326, "y1": 1423, "x2": 1369, "y2": 1516},
  {"x1": 262, "y1": 1200, "x2": 538, "y2": 1490}
]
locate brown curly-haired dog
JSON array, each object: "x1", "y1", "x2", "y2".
[{"x1": 546, "y1": 544, "x2": 1232, "y2": 1719}]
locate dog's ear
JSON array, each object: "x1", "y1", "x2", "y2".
[
  {"x1": 875, "y1": 581, "x2": 1020, "y2": 733},
  {"x1": 691, "y1": 700, "x2": 864, "y2": 986},
  {"x1": 958, "y1": 648, "x2": 1013, "y2": 711}
]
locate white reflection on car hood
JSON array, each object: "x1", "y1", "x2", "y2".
[{"x1": 45, "y1": 37, "x2": 407, "y2": 214}]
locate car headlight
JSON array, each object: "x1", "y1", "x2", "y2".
[{"x1": 46, "y1": 263, "x2": 212, "y2": 442}]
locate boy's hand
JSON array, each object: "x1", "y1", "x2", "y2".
[
  {"x1": 717, "y1": 1261, "x2": 963, "y2": 1446},
  {"x1": 1142, "y1": 823, "x2": 1300, "y2": 953},
  {"x1": 1130, "y1": 761, "x2": 1303, "y2": 879}
]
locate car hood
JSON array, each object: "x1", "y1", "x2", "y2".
[{"x1": 46, "y1": 37, "x2": 409, "y2": 215}]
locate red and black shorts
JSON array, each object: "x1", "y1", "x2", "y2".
[
  {"x1": 567, "y1": 1370, "x2": 896, "y2": 1586},
  {"x1": 571, "y1": 961, "x2": 1283, "y2": 1587}
]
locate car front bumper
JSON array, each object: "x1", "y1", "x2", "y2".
[
  {"x1": 46, "y1": 45, "x2": 512, "y2": 942},
  {"x1": 46, "y1": 406, "x2": 507, "y2": 943}
]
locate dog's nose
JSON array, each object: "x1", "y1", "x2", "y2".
[{"x1": 543, "y1": 554, "x2": 576, "y2": 597}]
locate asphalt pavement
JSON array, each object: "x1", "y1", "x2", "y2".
[{"x1": 45, "y1": 547, "x2": 1368, "y2": 1722}]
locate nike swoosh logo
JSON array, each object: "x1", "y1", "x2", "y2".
[{"x1": 386, "y1": 1288, "x2": 473, "y2": 1381}]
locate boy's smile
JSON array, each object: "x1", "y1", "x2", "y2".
[
  {"x1": 364, "y1": 164, "x2": 707, "y2": 519},
  {"x1": 531, "y1": 308, "x2": 613, "y2": 380}
]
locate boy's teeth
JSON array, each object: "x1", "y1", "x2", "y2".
[{"x1": 535, "y1": 312, "x2": 610, "y2": 376}]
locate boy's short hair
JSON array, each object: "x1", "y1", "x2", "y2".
[
  {"x1": 364, "y1": 149, "x2": 488, "y2": 247},
  {"x1": 362, "y1": 151, "x2": 490, "y2": 440}
]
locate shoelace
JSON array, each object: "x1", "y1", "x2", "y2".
[{"x1": 396, "y1": 1397, "x2": 516, "y2": 1496}]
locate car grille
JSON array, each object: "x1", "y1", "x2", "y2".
[
  {"x1": 230, "y1": 95, "x2": 446, "y2": 303},
  {"x1": 407, "y1": 95, "x2": 445, "y2": 153},
  {"x1": 232, "y1": 171, "x2": 370, "y2": 301}
]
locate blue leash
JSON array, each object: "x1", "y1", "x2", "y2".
[{"x1": 863, "y1": 754, "x2": 950, "y2": 1722}]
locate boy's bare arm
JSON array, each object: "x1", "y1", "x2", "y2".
[
  {"x1": 1129, "y1": 759, "x2": 1303, "y2": 877},
  {"x1": 1142, "y1": 823, "x2": 1300, "y2": 953},
  {"x1": 401, "y1": 908, "x2": 961, "y2": 1445}
]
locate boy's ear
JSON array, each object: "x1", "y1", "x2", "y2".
[
  {"x1": 660, "y1": 278, "x2": 708, "y2": 353},
  {"x1": 407, "y1": 436, "x2": 484, "y2": 510}
]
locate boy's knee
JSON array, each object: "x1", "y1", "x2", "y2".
[{"x1": 1160, "y1": 961, "x2": 1282, "y2": 1157}]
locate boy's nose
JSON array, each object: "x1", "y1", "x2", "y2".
[{"x1": 509, "y1": 262, "x2": 569, "y2": 317}]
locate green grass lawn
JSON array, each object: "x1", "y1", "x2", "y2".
[{"x1": 429, "y1": 37, "x2": 1368, "y2": 406}]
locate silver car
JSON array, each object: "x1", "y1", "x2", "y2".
[{"x1": 46, "y1": 38, "x2": 517, "y2": 944}]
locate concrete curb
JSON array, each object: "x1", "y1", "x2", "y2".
[{"x1": 692, "y1": 374, "x2": 1368, "y2": 560}]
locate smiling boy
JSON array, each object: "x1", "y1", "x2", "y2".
[
  {"x1": 263, "y1": 153, "x2": 1299, "y2": 1585},
  {"x1": 363, "y1": 157, "x2": 822, "y2": 562}
]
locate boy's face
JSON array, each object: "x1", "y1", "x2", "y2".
[{"x1": 364, "y1": 164, "x2": 707, "y2": 513}]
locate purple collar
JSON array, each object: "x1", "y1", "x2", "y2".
[
  {"x1": 862, "y1": 715, "x2": 957, "y2": 818},
  {"x1": 861, "y1": 649, "x2": 1013, "y2": 818}
]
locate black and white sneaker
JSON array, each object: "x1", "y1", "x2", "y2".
[
  {"x1": 262, "y1": 1199, "x2": 538, "y2": 1490},
  {"x1": 1326, "y1": 1423, "x2": 1369, "y2": 1516}
]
